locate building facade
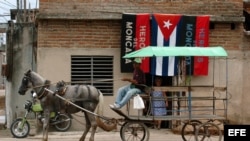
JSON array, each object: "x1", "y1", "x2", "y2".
[{"x1": 5, "y1": 0, "x2": 248, "y2": 129}]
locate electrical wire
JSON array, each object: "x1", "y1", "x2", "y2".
[
  {"x1": 0, "y1": 0, "x2": 14, "y2": 22},
  {"x1": 0, "y1": 1, "x2": 16, "y2": 8},
  {"x1": 3, "y1": 0, "x2": 16, "y2": 7},
  {"x1": 0, "y1": 5, "x2": 10, "y2": 12},
  {"x1": 0, "y1": 0, "x2": 38, "y2": 23}
]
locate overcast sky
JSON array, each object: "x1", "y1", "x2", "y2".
[{"x1": 0, "y1": 0, "x2": 39, "y2": 23}]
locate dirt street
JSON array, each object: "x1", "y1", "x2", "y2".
[{"x1": 0, "y1": 127, "x2": 184, "y2": 141}]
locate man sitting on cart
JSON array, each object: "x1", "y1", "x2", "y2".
[{"x1": 110, "y1": 58, "x2": 146, "y2": 109}]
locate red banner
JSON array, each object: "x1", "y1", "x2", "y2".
[
  {"x1": 194, "y1": 16, "x2": 210, "y2": 75},
  {"x1": 135, "y1": 14, "x2": 150, "y2": 73}
]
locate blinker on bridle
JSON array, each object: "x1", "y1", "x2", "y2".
[
  {"x1": 24, "y1": 75, "x2": 51, "y2": 99},
  {"x1": 21, "y1": 76, "x2": 31, "y2": 91}
]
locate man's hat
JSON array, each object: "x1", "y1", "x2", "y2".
[{"x1": 133, "y1": 58, "x2": 142, "y2": 63}]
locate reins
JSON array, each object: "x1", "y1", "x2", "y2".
[
  {"x1": 29, "y1": 79, "x2": 152, "y2": 98},
  {"x1": 44, "y1": 88, "x2": 114, "y2": 121},
  {"x1": 30, "y1": 78, "x2": 121, "y2": 89},
  {"x1": 37, "y1": 80, "x2": 51, "y2": 99},
  {"x1": 26, "y1": 77, "x2": 116, "y2": 121}
]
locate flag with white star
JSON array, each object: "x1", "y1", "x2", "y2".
[{"x1": 151, "y1": 14, "x2": 210, "y2": 76}]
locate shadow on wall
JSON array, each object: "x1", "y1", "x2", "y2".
[
  {"x1": 0, "y1": 90, "x2": 5, "y2": 128},
  {"x1": 0, "y1": 90, "x2": 5, "y2": 110}
]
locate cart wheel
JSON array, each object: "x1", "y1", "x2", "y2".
[
  {"x1": 120, "y1": 122, "x2": 128, "y2": 139},
  {"x1": 195, "y1": 122, "x2": 222, "y2": 141},
  {"x1": 121, "y1": 121, "x2": 149, "y2": 141},
  {"x1": 181, "y1": 120, "x2": 202, "y2": 141},
  {"x1": 10, "y1": 118, "x2": 30, "y2": 138}
]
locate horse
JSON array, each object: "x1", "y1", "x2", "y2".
[{"x1": 18, "y1": 70, "x2": 116, "y2": 141}]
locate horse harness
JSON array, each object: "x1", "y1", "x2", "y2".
[
  {"x1": 37, "y1": 80, "x2": 51, "y2": 100},
  {"x1": 57, "y1": 86, "x2": 68, "y2": 96},
  {"x1": 55, "y1": 82, "x2": 100, "y2": 104},
  {"x1": 27, "y1": 78, "x2": 100, "y2": 105}
]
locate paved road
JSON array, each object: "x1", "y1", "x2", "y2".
[{"x1": 0, "y1": 128, "x2": 184, "y2": 141}]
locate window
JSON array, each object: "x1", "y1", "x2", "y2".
[{"x1": 71, "y1": 56, "x2": 113, "y2": 95}]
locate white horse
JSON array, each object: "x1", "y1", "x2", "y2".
[{"x1": 18, "y1": 70, "x2": 116, "y2": 141}]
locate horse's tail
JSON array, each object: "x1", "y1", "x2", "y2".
[
  {"x1": 96, "y1": 90, "x2": 117, "y2": 131},
  {"x1": 96, "y1": 90, "x2": 104, "y2": 115}
]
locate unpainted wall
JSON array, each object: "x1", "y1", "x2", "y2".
[
  {"x1": 38, "y1": 0, "x2": 242, "y2": 18},
  {"x1": 5, "y1": 23, "x2": 36, "y2": 127}
]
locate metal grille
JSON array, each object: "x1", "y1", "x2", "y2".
[{"x1": 71, "y1": 56, "x2": 113, "y2": 95}]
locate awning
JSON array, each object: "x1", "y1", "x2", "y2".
[{"x1": 123, "y1": 46, "x2": 227, "y2": 58}]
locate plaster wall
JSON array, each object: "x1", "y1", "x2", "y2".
[
  {"x1": 37, "y1": 47, "x2": 133, "y2": 116},
  {"x1": 37, "y1": 47, "x2": 132, "y2": 130},
  {"x1": 231, "y1": 50, "x2": 250, "y2": 124},
  {"x1": 36, "y1": 47, "x2": 250, "y2": 125}
]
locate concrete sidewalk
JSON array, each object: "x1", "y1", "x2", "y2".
[{"x1": 0, "y1": 126, "x2": 225, "y2": 141}]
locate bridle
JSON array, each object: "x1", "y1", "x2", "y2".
[
  {"x1": 22, "y1": 74, "x2": 51, "y2": 100},
  {"x1": 20, "y1": 75, "x2": 31, "y2": 92}
]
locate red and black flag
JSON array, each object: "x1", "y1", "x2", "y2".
[{"x1": 120, "y1": 13, "x2": 150, "y2": 73}]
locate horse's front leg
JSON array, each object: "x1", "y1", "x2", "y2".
[{"x1": 42, "y1": 110, "x2": 50, "y2": 141}]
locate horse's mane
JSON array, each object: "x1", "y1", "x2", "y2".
[{"x1": 30, "y1": 71, "x2": 46, "y2": 82}]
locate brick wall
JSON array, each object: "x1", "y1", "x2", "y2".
[
  {"x1": 38, "y1": 20, "x2": 121, "y2": 48},
  {"x1": 38, "y1": 19, "x2": 243, "y2": 50},
  {"x1": 210, "y1": 23, "x2": 243, "y2": 50},
  {"x1": 39, "y1": 0, "x2": 242, "y2": 16},
  {"x1": 37, "y1": 0, "x2": 245, "y2": 50}
]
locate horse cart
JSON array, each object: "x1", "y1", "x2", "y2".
[
  {"x1": 17, "y1": 46, "x2": 228, "y2": 141},
  {"x1": 116, "y1": 46, "x2": 228, "y2": 141}
]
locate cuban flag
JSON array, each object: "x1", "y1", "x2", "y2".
[{"x1": 151, "y1": 14, "x2": 210, "y2": 76}]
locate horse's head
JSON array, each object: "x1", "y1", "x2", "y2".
[{"x1": 18, "y1": 70, "x2": 32, "y2": 95}]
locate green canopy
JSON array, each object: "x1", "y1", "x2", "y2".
[{"x1": 123, "y1": 46, "x2": 228, "y2": 58}]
